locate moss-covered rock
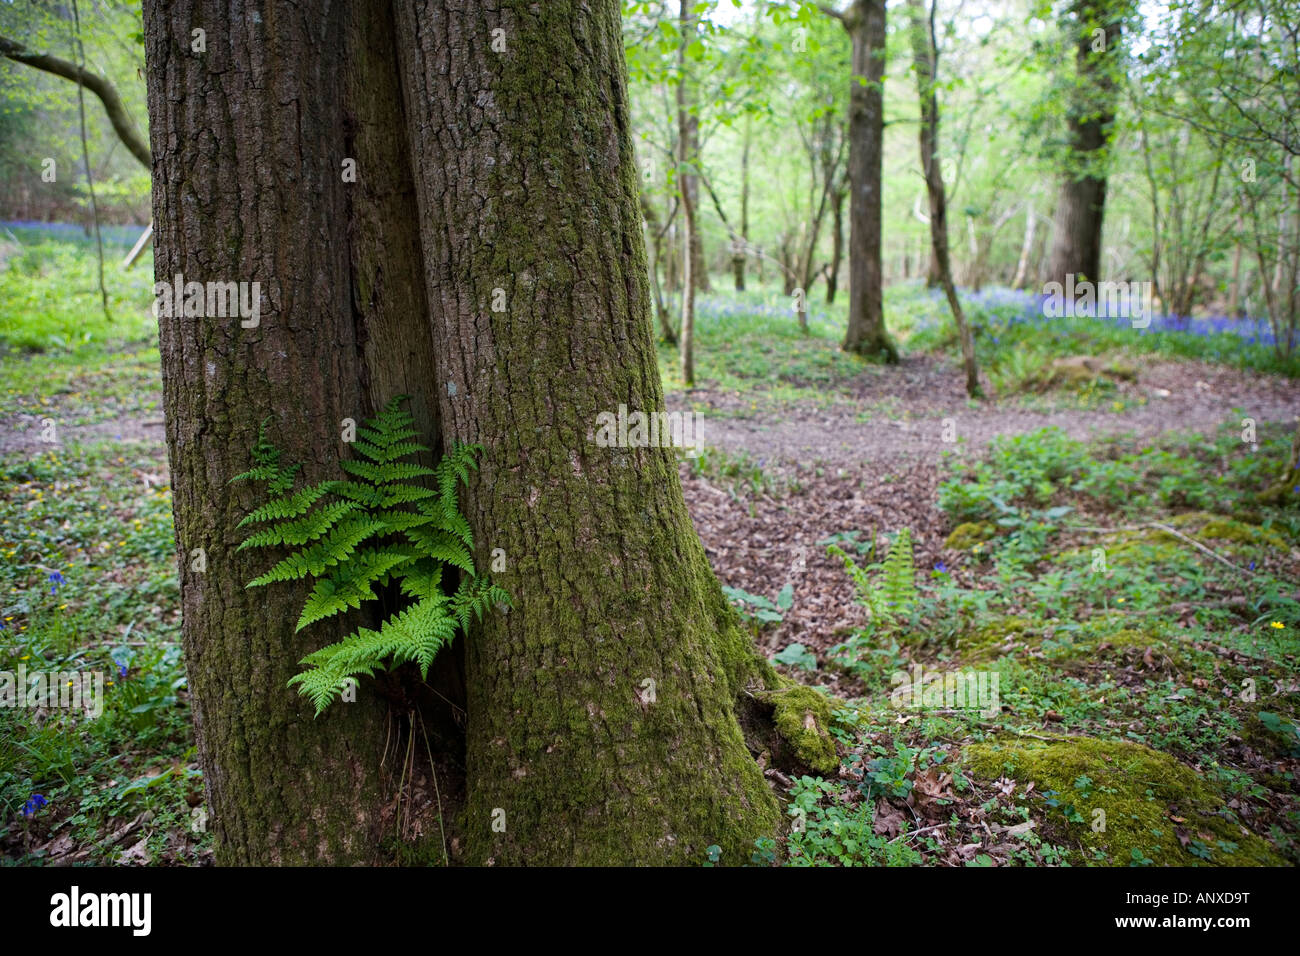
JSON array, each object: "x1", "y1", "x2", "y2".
[
  {"x1": 945, "y1": 521, "x2": 997, "y2": 551},
  {"x1": 758, "y1": 682, "x2": 839, "y2": 775},
  {"x1": 963, "y1": 736, "x2": 1286, "y2": 866}
]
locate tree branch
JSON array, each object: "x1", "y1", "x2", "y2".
[{"x1": 0, "y1": 33, "x2": 150, "y2": 168}]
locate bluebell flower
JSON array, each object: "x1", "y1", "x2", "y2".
[
  {"x1": 48, "y1": 570, "x2": 65, "y2": 595},
  {"x1": 22, "y1": 793, "x2": 47, "y2": 817},
  {"x1": 935, "y1": 561, "x2": 948, "y2": 573},
  {"x1": 116, "y1": 660, "x2": 128, "y2": 679}
]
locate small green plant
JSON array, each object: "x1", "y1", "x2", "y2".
[
  {"x1": 828, "y1": 528, "x2": 917, "y2": 628},
  {"x1": 232, "y1": 396, "x2": 508, "y2": 714},
  {"x1": 773, "y1": 642, "x2": 818, "y2": 672},
  {"x1": 722, "y1": 583, "x2": 792, "y2": 628}
]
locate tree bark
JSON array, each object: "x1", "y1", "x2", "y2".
[
  {"x1": 1045, "y1": 1, "x2": 1122, "y2": 290},
  {"x1": 392, "y1": 0, "x2": 791, "y2": 865},
  {"x1": 836, "y1": 1, "x2": 897, "y2": 360},
  {"x1": 142, "y1": 0, "x2": 417, "y2": 864}
]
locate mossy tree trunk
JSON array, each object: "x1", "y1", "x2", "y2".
[
  {"x1": 146, "y1": 0, "x2": 797, "y2": 866},
  {"x1": 142, "y1": 0, "x2": 442, "y2": 864},
  {"x1": 392, "y1": 0, "x2": 785, "y2": 864}
]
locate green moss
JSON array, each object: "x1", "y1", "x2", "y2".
[
  {"x1": 1104, "y1": 359, "x2": 1138, "y2": 381},
  {"x1": 964, "y1": 736, "x2": 1286, "y2": 866},
  {"x1": 944, "y1": 521, "x2": 997, "y2": 550},
  {"x1": 1043, "y1": 627, "x2": 1186, "y2": 670},
  {"x1": 953, "y1": 616, "x2": 1039, "y2": 661},
  {"x1": 1198, "y1": 518, "x2": 1287, "y2": 551},
  {"x1": 760, "y1": 682, "x2": 839, "y2": 774}
]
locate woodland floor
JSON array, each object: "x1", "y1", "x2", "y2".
[{"x1": 671, "y1": 352, "x2": 1300, "y2": 656}]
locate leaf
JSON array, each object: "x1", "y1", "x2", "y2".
[{"x1": 776, "y1": 583, "x2": 794, "y2": 610}]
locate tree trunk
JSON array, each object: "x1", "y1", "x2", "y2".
[
  {"x1": 141, "y1": 0, "x2": 438, "y2": 864},
  {"x1": 642, "y1": 194, "x2": 678, "y2": 345},
  {"x1": 1228, "y1": 215, "x2": 1243, "y2": 316},
  {"x1": 735, "y1": 118, "x2": 750, "y2": 291},
  {"x1": 677, "y1": 0, "x2": 698, "y2": 385},
  {"x1": 1045, "y1": 1, "x2": 1122, "y2": 290},
  {"x1": 1012, "y1": 202, "x2": 1037, "y2": 289},
  {"x1": 827, "y1": 181, "x2": 846, "y2": 303},
  {"x1": 838, "y1": 1, "x2": 897, "y2": 361},
  {"x1": 394, "y1": 0, "x2": 789, "y2": 864},
  {"x1": 143, "y1": 0, "x2": 821, "y2": 867},
  {"x1": 908, "y1": 0, "x2": 980, "y2": 397}
]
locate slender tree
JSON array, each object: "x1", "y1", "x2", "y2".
[
  {"x1": 822, "y1": 1, "x2": 897, "y2": 360},
  {"x1": 907, "y1": 0, "x2": 979, "y2": 397}
]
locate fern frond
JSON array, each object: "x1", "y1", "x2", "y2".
[
  {"x1": 237, "y1": 483, "x2": 330, "y2": 528},
  {"x1": 404, "y1": 526, "x2": 474, "y2": 573},
  {"x1": 236, "y1": 500, "x2": 362, "y2": 551},
  {"x1": 295, "y1": 549, "x2": 416, "y2": 631},
  {"x1": 238, "y1": 397, "x2": 507, "y2": 715},
  {"x1": 246, "y1": 516, "x2": 386, "y2": 586},
  {"x1": 339, "y1": 459, "x2": 437, "y2": 486}
]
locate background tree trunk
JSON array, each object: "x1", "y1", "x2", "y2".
[
  {"x1": 734, "y1": 119, "x2": 750, "y2": 291},
  {"x1": 838, "y1": 0, "x2": 897, "y2": 360},
  {"x1": 392, "y1": 0, "x2": 787, "y2": 865},
  {"x1": 827, "y1": 179, "x2": 846, "y2": 303},
  {"x1": 908, "y1": 0, "x2": 980, "y2": 397},
  {"x1": 677, "y1": 0, "x2": 698, "y2": 385},
  {"x1": 1045, "y1": 0, "x2": 1123, "y2": 289}
]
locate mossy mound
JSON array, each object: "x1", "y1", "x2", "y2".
[
  {"x1": 1042, "y1": 627, "x2": 1187, "y2": 670},
  {"x1": 963, "y1": 736, "x2": 1286, "y2": 866},
  {"x1": 952, "y1": 616, "x2": 1040, "y2": 661},
  {"x1": 1198, "y1": 517, "x2": 1288, "y2": 551},
  {"x1": 1027, "y1": 355, "x2": 1137, "y2": 391},
  {"x1": 944, "y1": 521, "x2": 998, "y2": 551},
  {"x1": 758, "y1": 682, "x2": 839, "y2": 775}
]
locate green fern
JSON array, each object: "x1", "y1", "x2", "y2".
[
  {"x1": 232, "y1": 396, "x2": 509, "y2": 715},
  {"x1": 828, "y1": 527, "x2": 917, "y2": 627}
]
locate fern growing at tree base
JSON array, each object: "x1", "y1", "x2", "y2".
[{"x1": 232, "y1": 396, "x2": 507, "y2": 715}]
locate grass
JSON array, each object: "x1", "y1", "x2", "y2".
[{"x1": 0, "y1": 225, "x2": 156, "y2": 354}]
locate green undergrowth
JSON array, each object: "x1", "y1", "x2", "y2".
[
  {"x1": 755, "y1": 422, "x2": 1300, "y2": 866},
  {"x1": 0, "y1": 439, "x2": 205, "y2": 865}
]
